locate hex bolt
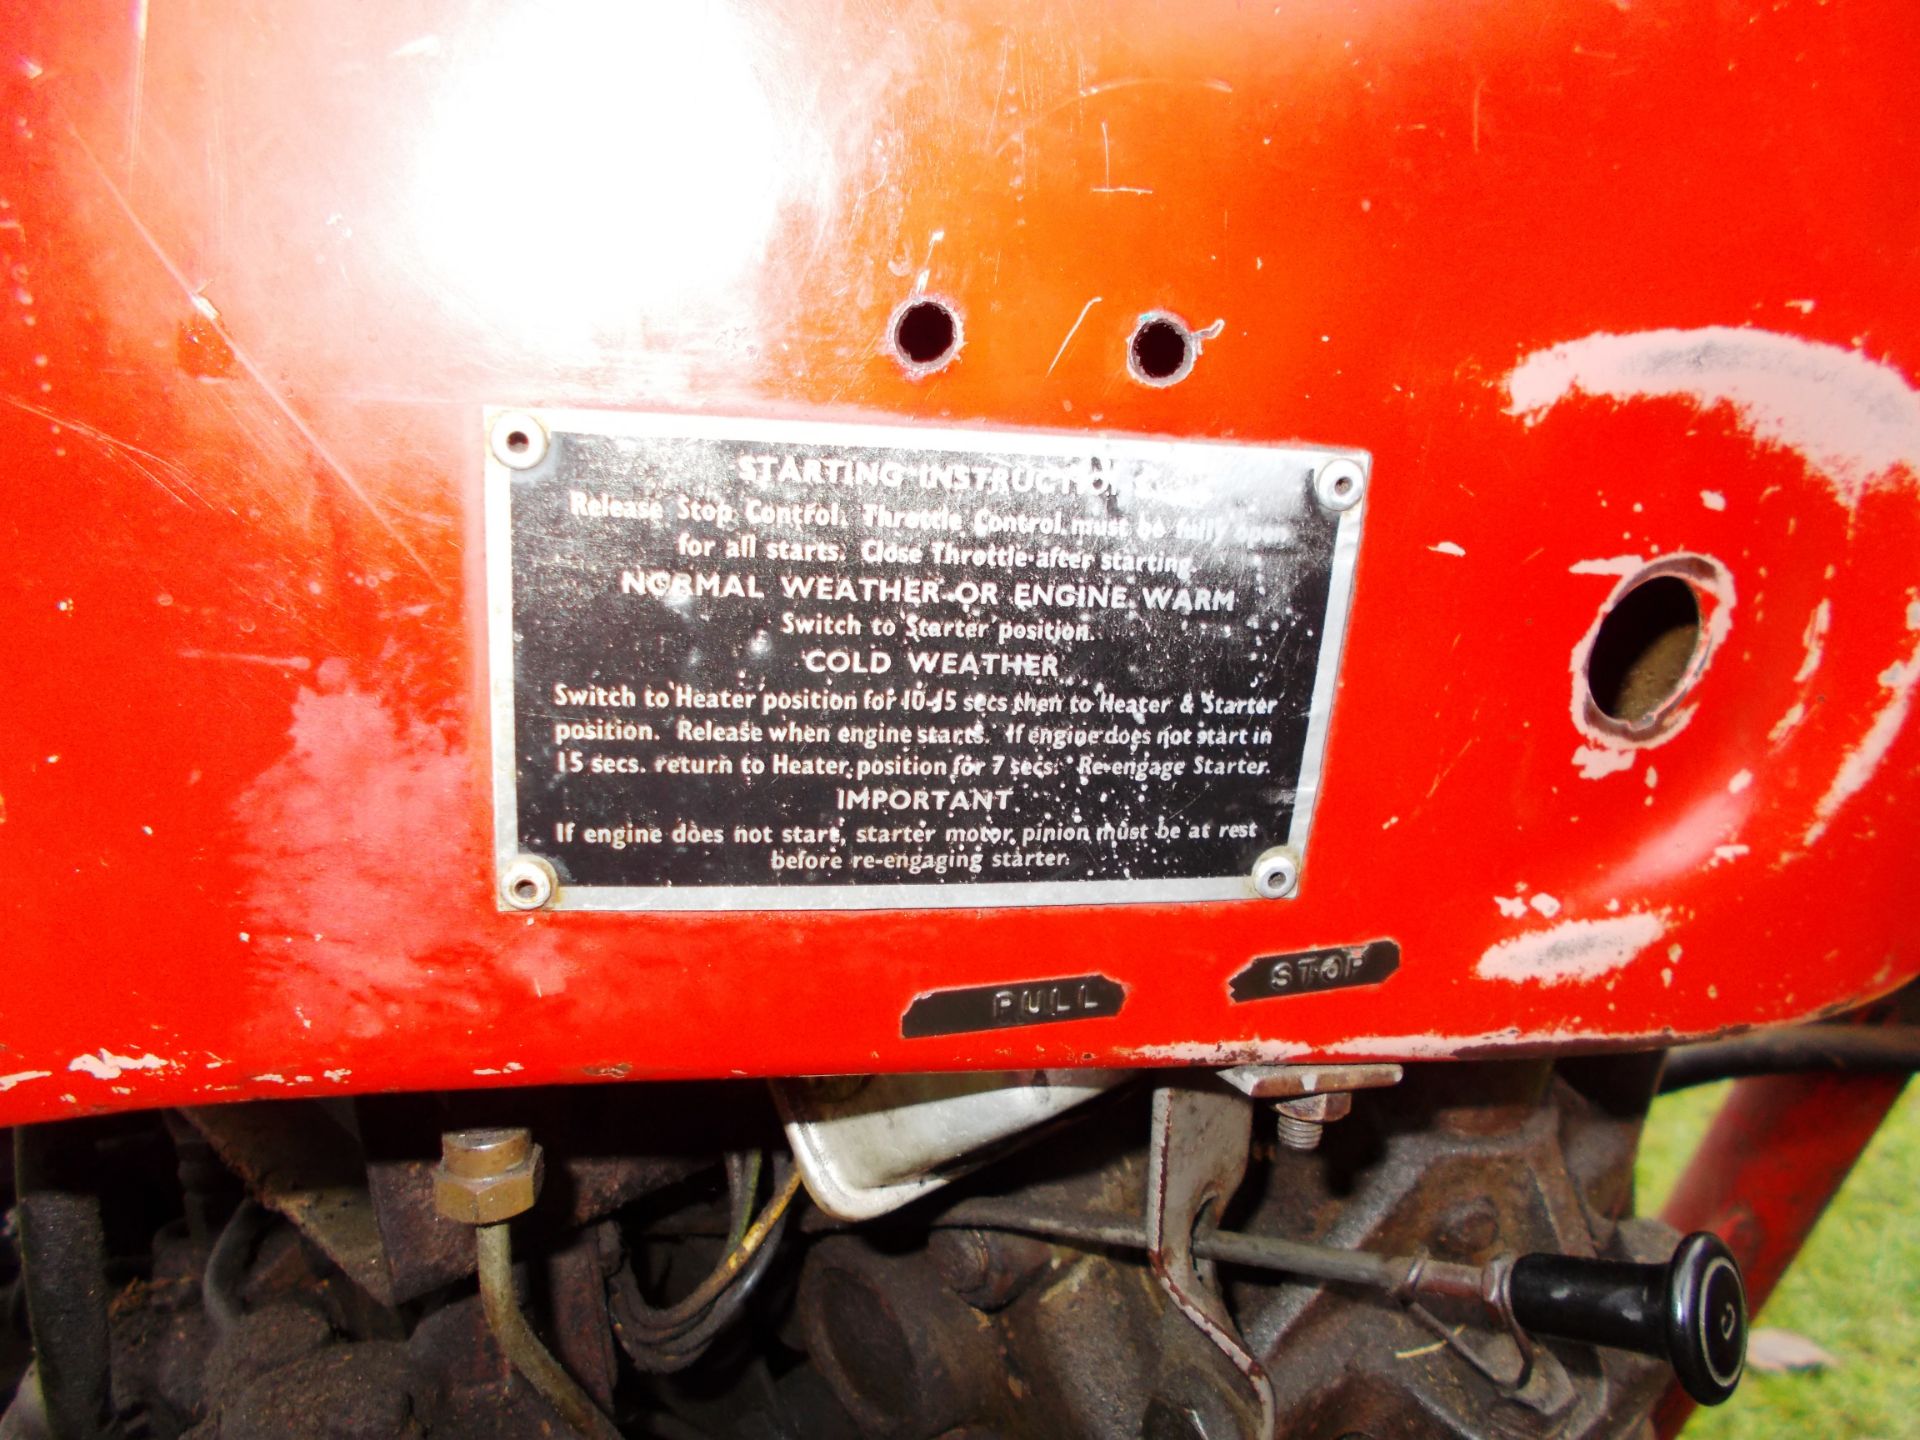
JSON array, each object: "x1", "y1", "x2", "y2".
[
  {"x1": 1313, "y1": 457, "x2": 1367, "y2": 513},
  {"x1": 1250, "y1": 847, "x2": 1301, "y2": 900}
]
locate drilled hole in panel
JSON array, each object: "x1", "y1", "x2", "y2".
[
  {"x1": 892, "y1": 299, "x2": 960, "y2": 371},
  {"x1": 1129, "y1": 315, "x2": 1195, "y2": 386},
  {"x1": 1586, "y1": 575, "x2": 1702, "y2": 723}
]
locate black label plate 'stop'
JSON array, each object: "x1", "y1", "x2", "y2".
[
  {"x1": 486, "y1": 410, "x2": 1366, "y2": 910},
  {"x1": 1227, "y1": 941, "x2": 1401, "y2": 1003}
]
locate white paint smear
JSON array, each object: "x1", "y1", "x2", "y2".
[
  {"x1": 1477, "y1": 913, "x2": 1667, "y2": 987},
  {"x1": 1323, "y1": 1027, "x2": 1522, "y2": 1058},
  {"x1": 1728, "y1": 769, "x2": 1753, "y2": 794},
  {"x1": 1805, "y1": 623, "x2": 1920, "y2": 846},
  {"x1": 1316, "y1": 1025, "x2": 1681, "y2": 1059},
  {"x1": 1126, "y1": 1039, "x2": 1313, "y2": 1065},
  {"x1": 1573, "y1": 744, "x2": 1637, "y2": 780},
  {"x1": 1508, "y1": 327, "x2": 1920, "y2": 505},
  {"x1": 1700, "y1": 490, "x2": 1728, "y2": 511},
  {"x1": 1606, "y1": 786, "x2": 1755, "y2": 893},
  {"x1": 0, "y1": 1071, "x2": 52, "y2": 1092},
  {"x1": 1769, "y1": 701, "x2": 1808, "y2": 747},
  {"x1": 1529, "y1": 892, "x2": 1563, "y2": 917},
  {"x1": 68, "y1": 1050, "x2": 169, "y2": 1081},
  {"x1": 1494, "y1": 895, "x2": 1529, "y2": 918},
  {"x1": 1794, "y1": 600, "x2": 1831, "y2": 684},
  {"x1": 1428, "y1": 540, "x2": 1467, "y2": 557},
  {"x1": 1569, "y1": 555, "x2": 1646, "y2": 576}
]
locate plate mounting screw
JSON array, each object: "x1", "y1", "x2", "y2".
[
  {"x1": 1313, "y1": 458, "x2": 1366, "y2": 513},
  {"x1": 501, "y1": 856, "x2": 558, "y2": 911},
  {"x1": 1250, "y1": 847, "x2": 1301, "y2": 900},
  {"x1": 490, "y1": 412, "x2": 549, "y2": 471}
]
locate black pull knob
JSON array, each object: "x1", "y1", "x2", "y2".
[{"x1": 1507, "y1": 1232, "x2": 1747, "y2": 1405}]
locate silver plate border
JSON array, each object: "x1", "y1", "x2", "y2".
[{"x1": 485, "y1": 407, "x2": 1369, "y2": 912}]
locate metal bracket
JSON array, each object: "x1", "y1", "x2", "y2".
[
  {"x1": 1145, "y1": 1081, "x2": 1277, "y2": 1440},
  {"x1": 1216, "y1": 1062, "x2": 1404, "y2": 1101},
  {"x1": 775, "y1": 1069, "x2": 1130, "y2": 1220}
]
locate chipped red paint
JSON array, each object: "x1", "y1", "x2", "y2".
[
  {"x1": 2, "y1": 0, "x2": 1919, "y2": 1119},
  {"x1": 1653, "y1": 1071, "x2": 1912, "y2": 1435}
]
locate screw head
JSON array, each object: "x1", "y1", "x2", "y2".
[
  {"x1": 489, "y1": 411, "x2": 549, "y2": 470},
  {"x1": 1313, "y1": 457, "x2": 1366, "y2": 513},
  {"x1": 1250, "y1": 847, "x2": 1301, "y2": 899},
  {"x1": 501, "y1": 856, "x2": 557, "y2": 911}
]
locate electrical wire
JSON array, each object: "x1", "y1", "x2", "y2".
[
  {"x1": 610, "y1": 1156, "x2": 804, "y2": 1374},
  {"x1": 726, "y1": 1151, "x2": 763, "y2": 1248},
  {"x1": 1658, "y1": 1024, "x2": 1920, "y2": 1092},
  {"x1": 625, "y1": 1158, "x2": 796, "y2": 1334}
]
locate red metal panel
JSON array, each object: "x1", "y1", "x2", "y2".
[
  {"x1": 1, "y1": 0, "x2": 1918, "y2": 1117},
  {"x1": 1653, "y1": 1072, "x2": 1911, "y2": 1435}
]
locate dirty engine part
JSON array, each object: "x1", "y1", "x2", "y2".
[{"x1": 0, "y1": 1039, "x2": 1824, "y2": 1439}]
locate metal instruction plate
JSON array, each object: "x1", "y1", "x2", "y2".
[{"x1": 485, "y1": 409, "x2": 1368, "y2": 911}]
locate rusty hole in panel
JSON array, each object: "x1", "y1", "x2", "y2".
[
  {"x1": 1129, "y1": 313, "x2": 1195, "y2": 386},
  {"x1": 891, "y1": 298, "x2": 961, "y2": 373},
  {"x1": 1586, "y1": 575, "x2": 1702, "y2": 724}
]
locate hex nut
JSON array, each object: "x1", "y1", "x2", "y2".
[
  {"x1": 1275, "y1": 1092, "x2": 1353, "y2": 1125},
  {"x1": 434, "y1": 1129, "x2": 544, "y2": 1226}
]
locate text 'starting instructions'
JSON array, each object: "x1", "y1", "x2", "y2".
[{"x1": 489, "y1": 412, "x2": 1364, "y2": 908}]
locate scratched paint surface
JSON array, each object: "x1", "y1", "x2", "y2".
[{"x1": 1, "y1": 0, "x2": 1918, "y2": 1120}]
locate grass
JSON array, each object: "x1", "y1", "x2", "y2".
[{"x1": 1636, "y1": 1081, "x2": 1920, "y2": 1439}]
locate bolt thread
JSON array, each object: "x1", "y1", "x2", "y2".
[{"x1": 1275, "y1": 1112, "x2": 1324, "y2": 1151}]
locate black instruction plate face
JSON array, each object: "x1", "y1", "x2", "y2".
[{"x1": 485, "y1": 409, "x2": 1367, "y2": 910}]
